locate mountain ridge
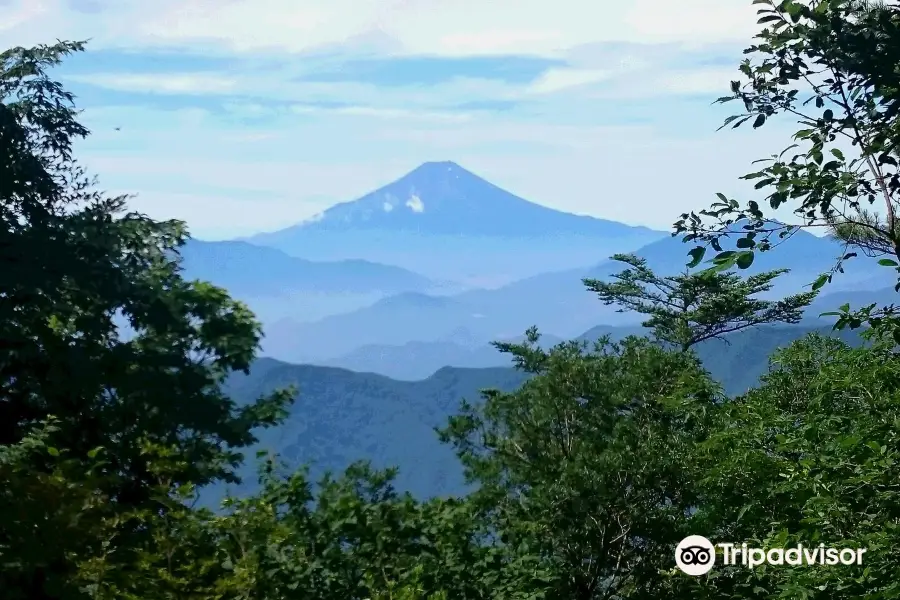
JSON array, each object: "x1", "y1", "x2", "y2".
[
  {"x1": 179, "y1": 239, "x2": 437, "y2": 294},
  {"x1": 211, "y1": 323, "x2": 865, "y2": 505},
  {"x1": 252, "y1": 161, "x2": 663, "y2": 238},
  {"x1": 257, "y1": 228, "x2": 889, "y2": 363},
  {"x1": 243, "y1": 161, "x2": 666, "y2": 285}
]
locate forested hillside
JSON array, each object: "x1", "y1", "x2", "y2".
[
  {"x1": 212, "y1": 323, "x2": 864, "y2": 503},
  {"x1": 4, "y1": 2, "x2": 900, "y2": 600}
]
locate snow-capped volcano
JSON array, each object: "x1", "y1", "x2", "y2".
[
  {"x1": 245, "y1": 161, "x2": 665, "y2": 285},
  {"x1": 281, "y1": 161, "x2": 659, "y2": 237}
]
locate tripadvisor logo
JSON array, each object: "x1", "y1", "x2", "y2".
[{"x1": 675, "y1": 535, "x2": 867, "y2": 576}]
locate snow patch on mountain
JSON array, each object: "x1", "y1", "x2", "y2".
[{"x1": 406, "y1": 194, "x2": 424, "y2": 213}]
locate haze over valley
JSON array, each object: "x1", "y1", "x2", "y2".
[{"x1": 178, "y1": 160, "x2": 888, "y2": 379}]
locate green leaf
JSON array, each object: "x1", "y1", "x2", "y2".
[
  {"x1": 714, "y1": 251, "x2": 737, "y2": 262},
  {"x1": 687, "y1": 247, "x2": 706, "y2": 268},
  {"x1": 753, "y1": 113, "x2": 767, "y2": 128},
  {"x1": 47, "y1": 447, "x2": 60, "y2": 457},
  {"x1": 812, "y1": 274, "x2": 830, "y2": 291},
  {"x1": 831, "y1": 148, "x2": 844, "y2": 160},
  {"x1": 878, "y1": 259, "x2": 898, "y2": 266},
  {"x1": 736, "y1": 251, "x2": 755, "y2": 269}
]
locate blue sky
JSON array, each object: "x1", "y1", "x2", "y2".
[{"x1": 0, "y1": 0, "x2": 801, "y2": 239}]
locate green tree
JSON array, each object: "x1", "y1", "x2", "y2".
[
  {"x1": 0, "y1": 41, "x2": 290, "y2": 598},
  {"x1": 690, "y1": 334, "x2": 900, "y2": 599},
  {"x1": 584, "y1": 254, "x2": 816, "y2": 351},
  {"x1": 0, "y1": 420, "x2": 114, "y2": 600},
  {"x1": 197, "y1": 458, "x2": 491, "y2": 600},
  {"x1": 440, "y1": 332, "x2": 722, "y2": 600},
  {"x1": 673, "y1": 0, "x2": 900, "y2": 331},
  {"x1": 365, "y1": 566, "x2": 449, "y2": 600}
]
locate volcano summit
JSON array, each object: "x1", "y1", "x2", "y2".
[{"x1": 245, "y1": 161, "x2": 664, "y2": 285}]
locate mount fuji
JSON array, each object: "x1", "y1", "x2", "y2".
[{"x1": 245, "y1": 161, "x2": 665, "y2": 286}]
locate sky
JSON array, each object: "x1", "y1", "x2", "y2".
[{"x1": 0, "y1": 0, "x2": 804, "y2": 239}]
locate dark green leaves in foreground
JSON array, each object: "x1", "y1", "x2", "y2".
[
  {"x1": 674, "y1": 0, "x2": 900, "y2": 338},
  {"x1": 440, "y1": 335, "x2": 722, "y2": 599},
  {"x1": 0, "y1": 40, "x2": 292, "y2": 599}
]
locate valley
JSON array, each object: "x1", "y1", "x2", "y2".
[{"x1": 177, "y1": 161, "x2": 882, "y2": 505}]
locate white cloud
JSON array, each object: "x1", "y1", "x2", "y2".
[
  {"x1": 68, "y1": 72, "x2": 238, "y2": 94},
  {"x1": 382, "y1": 202, "x2": 394, "y2": 212},
  {"x1": 111, "y1": 190, "x2": 329, "y2": 239},
  {"x1": 67, "y1": 59, "x2": 740, "y2": 124},
  {"x1": 433, "y1": 29, "x2": 568, "y2": 56},
  {"x1": 0, "y1": 0, "x2": 45, "y2": 33},
  {"x1": 0, "y1": 0, "x2": 787, "y2": 239},
  {"x1": 576, "y1": 66, "x2": 740, "y2": 100},
  {"x1": 624, "y1": 0, "x2": 759, "y2": 44},
  {"x1": 68, "y1": 70, "x2": 516, "y2": 113},
  {"x1": 653, "y1": 67, "x2": 739, "y2": 96},
  {"x1": 527, "y1": 68, "x2": 611, "y2": 94},
  {"x1": 72, "y1": 97, "x2": 803, "y2": 237},
  {"x1": 1, "y1": 0, "x2": 760, "y2": 57},
  {"x1": 406, "y1": 194, "x2": 424, "y2": 213},
  {"x1": 323, "y1": 105, "x2": 472, "y2": 122},
  {"x1": 222, "y1": 102, "x2": 272, "y2": 117}
]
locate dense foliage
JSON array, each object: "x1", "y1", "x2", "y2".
[
  {"x1": 675, "y1": 0, "x2": 900, "y2": 333},
  {"x1": 584, "y1": 254, "x2": 816, "y2": 350},
  {"x1": 3, "y1": 1, "x2": 900, "y2": 599}
]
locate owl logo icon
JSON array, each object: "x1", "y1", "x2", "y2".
[{"x1": 675, "y1": 535, "x2": 715, "y2": 575}]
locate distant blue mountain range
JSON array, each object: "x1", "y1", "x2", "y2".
[
  {"x1": 314, "y1": 282, "x2": 896, "y2": 379},
  {"x1": 176, "y1": 239, "x2": 457, "y2": 323},
  {"x1": 176, "y1": 161, "x2": 897, "y2": 364},
  {"x1": 245, "y1": 161, "x2": 666, "y2": 286},
  {"x1": 258, "y1": 227, "x2": 892, "y2": 363},
  {"x1": 179, "y1": 239, "x2": 435, "y2": 295}
]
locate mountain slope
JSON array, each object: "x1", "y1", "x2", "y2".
[
  {"x1": 259, "y1": 292, "x2": 484, "y2": 360},
  {"x1": 246, "y1": 161, "x2": 665, "y2": 285},
  {"x1": 179, "y1": 239, "x2": 435, "y2": 295},
  {"x1": 804, "y1": 286, "x2": 899, "y2": 318},
  {"x1": 213, "y1": 360, "x2": 529, "y2": 504},
  {"x1": 176, "y1": 239, "x2": 450, "y2": 324},
  {"x1": 259, "y1": 228, "x2": 888, "y2": 363},
  {"x1": 251, "y1": 161, "x2": 661, "y2": 237},
  {"x1": 318, "y1": 331, "x2": 568, "y2": 381},
  {"x1": 491, "y1": 227, "x2": 887, "y2": 302},
  {"x1": 212, "y1": 324, "x2": 865, "y2": 505}
]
